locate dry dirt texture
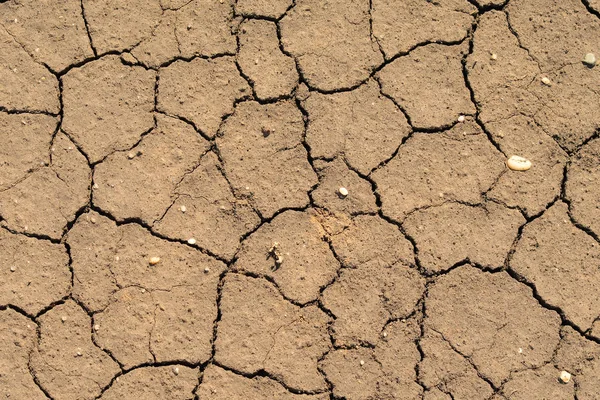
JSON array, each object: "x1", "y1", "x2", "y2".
[{"x1": 1, "y1": 0, "x2": 600, "y2": 399}]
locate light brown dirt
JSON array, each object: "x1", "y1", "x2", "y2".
[{"x1": 2, "y1": 0, "x2": 600, "y2": 399}]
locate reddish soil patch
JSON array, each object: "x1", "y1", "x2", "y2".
[{"x1": 1, "y1": 0, "x2": 600, "y2": 398}]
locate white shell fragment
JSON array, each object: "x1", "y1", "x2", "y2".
[
  {"x1": 149, "y1": 256, "x2": 161, "y2": 266},
  {"x1": 559, "y1": 370, "x2": 571, "y2": 384},
  {"x1": 583, "y1": 53, "x2": 596, "y2": 67},
  {"x1": 506, "y1": 155, "x2": 532, "y2": 171},
  {"x1": 338, "y1": 187, "x2": 349, "y2": 198},
  {"x1": 541, "y1": 76, "x2": 552, "y2": 86}
]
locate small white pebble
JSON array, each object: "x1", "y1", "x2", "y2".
[
  {"x1": 21, "y1": 120, "x2": 27, "y2": 125},
  {"x1": 140, "y1": 288, "x2": 146, "y2": 293},
  {"x1": 187, "y1": 238, "x2": 196, "y2": 245},
  {"x1": 382, "y1": 332, "x2": 387, "y2": 338},
  {"x1": 204, "y1": 267, "x2": 210, "y2": 273},
  {"x1": 338, "y1": 187, "x2": 349, "y2": 198},
  {"x1": 541, "y1": 76, "x2": 552, "y2": 86},
  {"x1": 559, "y1": 370, "x2": 571, "y2": 384},
  {"x1": 94, "y1": 324, "x2": 100, "y2": 331},
  {"x1": 13, "y1": 18, "x2": 18, "y2": 23},
  {"x1": 127, "y1": 152, "x2": 135, "y2": 159},
  {"x1": 583, "y1": 52, "x2": 596, "y2": 67},
  {"x1": 359, "y1": 360, "x2": 365, "y2": 366},
  {"x1": 180, "y1": 205, "x2": 187, "y2": 213},
  {"x1": 518, "y1": 347, "x2": 523, "y2": 354},
  {"x1": 61, "y1": 316, "x2": 67, "y2": 322},
  {"x1": 90, "y1": 217, "x2": 97, "y2": 224},
  {"x1": 457, "y1": 115, "x2": 465, "y2": 123},
  {"x1": 76, "y1": 348, "x2": 82, "y2": 356},
  {"x1": 149, "y1": 256, "x2": 161, "y2": 266},
  {"x1": 506, "y1": 155, "x2": 532, "y2": 171},
  {"x1": 173, "y1": 366, "x2": 180, "y2": 375},
  {"x1": 93, "y1": 183, "x2": 99, "y2": 189},
  {"x1": 9, "y1": 266, "x2": 16, "y2": 272},
  {"x1": 490, "y1": 53, "x2": 498, "y2": 60}
]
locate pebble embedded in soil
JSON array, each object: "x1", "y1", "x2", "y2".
[
  {"x1": 559, "y1": 370, "x2": 571, "y2": 384},
  {"x1": 149, "y1": 256, "x2": 161, "y2": 265},
  {"x1": 204, "y1": 267, "x2": 210, "y2": 273},
  {"x1": 583, "y1": 53, "x2": 596, "y2": 67},
  {"x1": 541, "y1": 76, "x2": 552, "y2": 86},
  {"x1": 180, "y1": 205, "x2": 187, "y2": 213},
  {"x1": 338, "y1": 187, "x2": 349, "y2": 198},
  {"x1": 506, "y1": 155, "x2": 532, "y2": 171},
  {"x1": 187, "y1": 238, "x2": 196, "y2": 245},
  {"x1": 9, "y1": 266, "x2": 16, "y2": 272},
  {"x1": 458, "y1": 115, "x2": 466, "y2": 123}
]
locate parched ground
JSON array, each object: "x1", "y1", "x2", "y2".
[{"x1": 1, "y1": 0, "x2": 600, "y2": 399}]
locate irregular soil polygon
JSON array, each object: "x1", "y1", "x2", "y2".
[
  {"x1": 93, "y1": 114, "x2": 210, "y2": 224},
  {"x1": 0, "y1": 309, "x2": 45, "y2": 400},
  {"x1": 486, "y1": 115, "x2": 567, "y2": 217},
  {"x1": 217, "y1": 100, "x2": 317, "y2": 218},
  {"x1": 0, "y1": 0, "x2": 94, "y2": 72},
  {"x1": 215, "y1": 274, "x2": 331, "y2": 392},
  {"x1": 154, "y1": 151, "x2": 261, "y2": 259},
  {"x1": 510, "y1": 202, "x2": 600, "y2": 332},
  {"x1": 131, "y1": 0, "x2": 237, "y2": 67},
  {"x1": 304, "y1": 80, "x2": 411, "y2": 175},
  {"x1": 426, "y1": 266, "x2": 561, "y2": 386},
  {"x1": 372, "y1": 0, "x2": 475, "y2": 58},
  {"x1": 280, "y1": 0, "x2": 383, "y2": 91},
  {"x1": 420, "y1": 328, "x2": 494, "y2": 400},
  {"x1": 66, "y1": 211, "x2": 226, "y2": 313},
  {"x1": 234, "y1": 209, "x2": 339, "y2": 304},
  {"x1": 378, "y1": 43, "x2": 475, "y2": 129},
  {"x1": 404, "y1": 202, "x2": 524, "y2": 273},
  {"x1": 158, "y1": 56, "x2": 249, "y2": 138},
  {"x1": 238, "y1": 19, "x2": 298, "y2": 101},
  {"x1": 0, "y1": 27, "x2": 59, "y2": 113},
  {"x1": 0, "y1": 131, "x2": 90, "y2": 239},
  {"x1": 321, "y1": 319, "x2": 423, "y2": 400},
  {"x1": 62, "y1": 55, "x2": 155, "y2": 163},
  {"x1": 555, "y1": 327, "x2": 600, "y2": 400},
  {"x1": 30, "y1": 300, "x2": 121, "y2": 400},
  {"x1": 372, "y1": 119, "x2": 504, "y2": 221},
  {"x1": 0, "y1": 112, "x2": 56, "y2": 191},
  {"x1": 0, "y1": 229, "x2": 70, "y2": 315}
]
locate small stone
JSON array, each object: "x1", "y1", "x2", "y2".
[
  {"x1": 338, "y1": 187, "x2": 349, "y2": 198},
  {"x1": 506, "y1": 155, "x2": 532, "y2": 171},
  {"x1": 541, "y1": 76, "x2": 552, "y2": 86},
  {"x1": 127, "y1": 152, "x2": 135, "y2": 159},
  {"x1": 94, "y1": 324, "x2": 100, "y2": 331},
  {"x1": 204, "y1": 267, "x2": 210, "y2": 273},
  {"x1": 180, "y1": 205, "x2": 187, "y2": 213},
  {"x1": 90, "y1": 217, "x2": 97, "y2": 224},
  {"x1": 187, "y1": 238, "x2": 197, "y2": 245},
  {"x1": 457, "y1": 115, "x2": 466, "y2": 123},
  {"x1": 583, "y1": 53, "x2": 596, "y2": 67},
  {"x1": 61, "y1": 316, "x2": 67, "y2": 322},
  {"x1": 490, "y1": 53, "x2": 498, "y2": 60},
  {"x1": 9, "y1": 266, "x2": 16, "y2": 272},
  {"x1": 149, "y1": 256, "x2": 161, "y2": 266},
  {"x1": 173, "y1": 366, "x2": 180, "y2": 375},
  {"x1": 359, "y1": 360, "x2": 365, "y2": 366},
  {"x1": 382, "y1": 331, "x2": 387, "y2": 338},
  {"x1": 93, "y1": 183, "x2": 99, "y2": 189},
  {"x1": 75, "y1": 348, "x2": 82, "y2": 357},
  {"x1": 559, "y1": 370, "x2": 571, "y2": 384}
]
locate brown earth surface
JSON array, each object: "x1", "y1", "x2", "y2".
[{"x1": 1, "y1": 0, "x2": 600, "y2": 399}]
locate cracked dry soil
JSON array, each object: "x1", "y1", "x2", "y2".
[{"x1": 1, "y1": 0, "x2": 600, "y2": 399}]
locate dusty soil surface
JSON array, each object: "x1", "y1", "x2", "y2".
[{"x1": 1, "y1": 0, "x2": 600, "y2": 399}]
